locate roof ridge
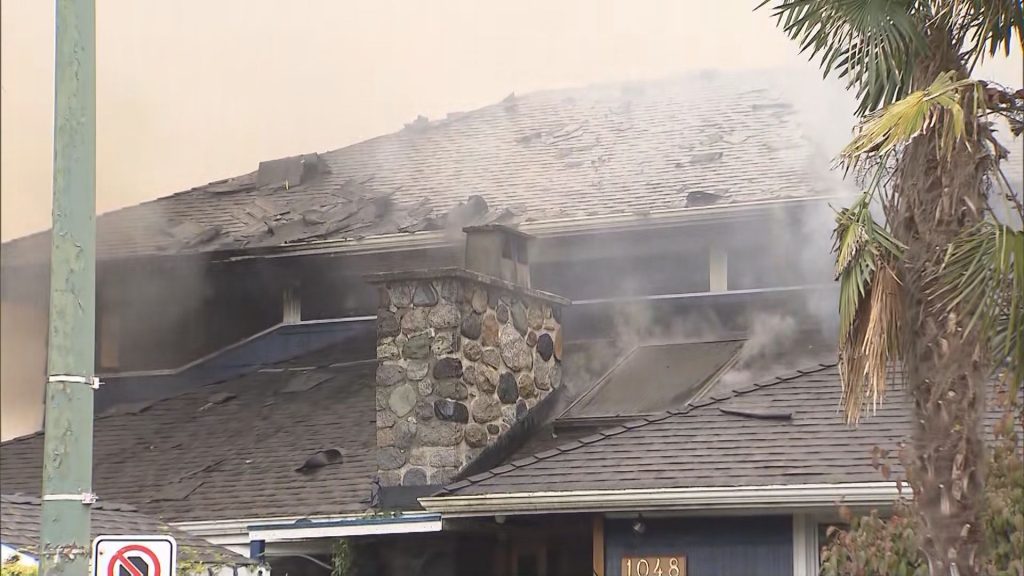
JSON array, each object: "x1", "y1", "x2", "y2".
[{"x1": 441, "y1": 360, "x2": 839, "y2": 494}]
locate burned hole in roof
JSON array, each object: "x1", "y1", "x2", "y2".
[{"x1": 295, "y1": 448, "x2": 345, "y2": 474}]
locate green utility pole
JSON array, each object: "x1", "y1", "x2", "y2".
[{"x1": 40, "y1": 1, "x2": 96, "y2": 575}]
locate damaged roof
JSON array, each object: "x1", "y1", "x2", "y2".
[
  {"x1": 0, "y1": 349, "x2": 376, "y2": 523},
  {"x1": 0, "y1": 494, "x2": 256, "y2": 566},
  {"x1": 3, "y1": 71, "x2": 840, "y2": 264},
  {"x1": 439, "y1": 363, "x2": 1012, "y2": 496}
]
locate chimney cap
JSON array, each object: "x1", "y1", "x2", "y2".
[{"x1": 363, "y1": 267, "x2": 570, "y2": 306}]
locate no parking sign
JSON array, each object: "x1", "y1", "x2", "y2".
[{"x1": 92, "y1": 535, "x2": 177, "y2": 576}]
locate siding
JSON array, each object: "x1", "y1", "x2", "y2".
[{"x1": 605, "y1": 516, "x2": 792, "y2": 576}]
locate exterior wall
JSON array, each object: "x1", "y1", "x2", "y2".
[
  {"x1": 605, "y1": 516, "x2": 793, "y2": 576},
  {"x1": 373, "y1": 271, "x2": 564, "y2": 486}
]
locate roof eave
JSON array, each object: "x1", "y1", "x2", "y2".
[
  {"x1": 170, "y1": 512, "x2": 440, "y2": 547},
  {"x1": 218, "y1": 195, "x2": 840, "y2": 262},
  {"x1": 418, "y1": 481, "x2": 904, "y2": 518}
]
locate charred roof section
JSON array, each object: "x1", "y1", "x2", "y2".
[{"x1": 2, "y1": 71, "x2": 839, "y2": 264}]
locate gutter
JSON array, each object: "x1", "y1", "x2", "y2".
[
  {"x1": 418, "y1": 482, "x2": 905, "y2": 517},
  {"x1": 248, "y1": 513, "x2": 443, "y2": 542},
  {"x1": 171, "y1": 513, "x2": 443, "y2": 548}
]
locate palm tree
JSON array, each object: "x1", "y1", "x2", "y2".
[{"x1": 759, "y1": 2, "x2": 1023, "y2": 574}]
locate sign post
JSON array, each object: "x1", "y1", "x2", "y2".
[{"x1": 92, "y1": 536, "x2": 177, "y2": 576}]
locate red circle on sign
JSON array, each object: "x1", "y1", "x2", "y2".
[{"x1": 107, "y1": 545, "x2": 161, "y2": 576}]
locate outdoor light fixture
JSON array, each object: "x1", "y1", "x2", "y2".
[{"x1": 631, "y1": 514, "x2": 646, "y2": 535}]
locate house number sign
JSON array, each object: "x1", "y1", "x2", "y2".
[{"x1": 621, "y1": 556, "x2": 686, "y2": 576}]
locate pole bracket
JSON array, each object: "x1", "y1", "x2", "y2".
[
  {"x1": 42, "y1": 493, "x2": 98, "y2": 504},
  {"x1": 48, "y1": 374, "x2": 101, "y2": 389}
]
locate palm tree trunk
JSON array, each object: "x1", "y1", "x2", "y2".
[{"x1": 893, "y1": 32, "x2": 991, "y2": 576}]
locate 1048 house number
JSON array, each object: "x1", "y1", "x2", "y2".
[{"x1": 621, "y1": 556, "x2": 686, "y2": 576}]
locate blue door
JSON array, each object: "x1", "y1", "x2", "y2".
[{"x1": 605, "y1": 515, "x2": 793, "y2": 576}]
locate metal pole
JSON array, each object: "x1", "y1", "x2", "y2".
[{"x1": 40, "y1": 0, "x2": 96, "y2": 575}]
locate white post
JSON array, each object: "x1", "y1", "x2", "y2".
[{"x1": 709, "y1": 245, "x2": 728, "y2": 292}]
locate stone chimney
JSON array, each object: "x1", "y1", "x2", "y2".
[{"x1": 366, "y1": 226, "x2": 568, "y2": 487}]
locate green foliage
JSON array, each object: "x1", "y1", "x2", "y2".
[
  {"x1": 331, "y1": 540, "x2": 354, "y2": 576},
  {"x1": 981, "y1": 409, "x2": 1024, "y2": 576},
  {"x1": 821, "y1": 504, "x2": 928, "y2": 576},
  {"x1": 757, "y1": 0, "x2": 925, "y2": 113},
  {"x1": 757, "y1": 0, "x2": 1024, "y2": 114},
  {"x1": 820, "y1": 413, "x2": 1024, "y2": 575},
  {"x1": 0, "y1": 558, "x2": 38, "y2": 576},
  {"x1": 841, "y1": 71, "x2": 979, "y2": 166},
  {"x1": 937, "y1": 1, "x2": 1024, "y2": 66},
  {"x1": 933, "y1": 224, "x2": 1024, "y2": 394}
]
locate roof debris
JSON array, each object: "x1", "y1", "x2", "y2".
[
  {"x1": 295, "y1": 448, "x2": 345, "y2": 473},
  {"x1": 257, "y1": 153, "x2": 323, "y2": 188},
  {"x1": 168, "y1": 221, "x2": 221, "y2": 249},
  {"x1": 403, "y1": 115, "x2": 431, "y2": 132},
  {"x1": 99, "y1": 400, "x2": 157, "y2": 418},
  {"x1": 199, "y1": 392, "x2": 236, "y2": 411},
  {"x1": 282, "y1": 370, "x2": 333, "y2": 394},
  {"x1": 688, "y1": 151, "x2": 724, "y2": 165},
  {"x1": 685, "y1": 190, "x2": 725, "y2": 207},
  {"x1": 718, "y1": 406, "x2": 793, "y2": 420}
]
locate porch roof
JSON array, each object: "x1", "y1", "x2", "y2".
[
  {"x1": 0, "y1": 349, "x2": 377, "y2": 523},
  {"x1": 0, "y1": 494, "x2": 256, "y2": 566},
  {"x1": 436, "y1": 363, "x2": 923, "y2": 498}
]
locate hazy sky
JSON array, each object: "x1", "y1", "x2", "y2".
[{"x1": 2, "y1": 1, "x2": 1020, "y2": 241}]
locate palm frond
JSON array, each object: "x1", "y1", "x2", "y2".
[
  {"x1": 841, "y1": 71, "x2": 979, "y2": 168},
  {"x1": 931, "y1": 223, "x2": 1024, "y2": 394},
  {"x1": 833, "y1": 193, "x2": 906, "y2": 424},
  {"x1": 757, "y1": 0, "x2": 926, "y2": 114},
  {"x1": 936, "y1": 0, "x2": 1024, "y2": 67}
]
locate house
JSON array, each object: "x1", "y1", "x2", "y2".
[
  {"x1": 0, "y1": 70, "x2": 933, "y2": 575},
  {"x1": 0, "y1": 494, "x2": 268, "y2": 576},
  {"x1": 1, "y1": 70, "x2": 844, "y2": 437}
]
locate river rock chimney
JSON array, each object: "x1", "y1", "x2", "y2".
[{"x1": 366, "y1": 226, "x2": 567, "y2": 487}]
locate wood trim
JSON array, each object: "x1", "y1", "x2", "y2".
[{"x1": 592, "y1": 514, "x2": 605, "y2": 576}]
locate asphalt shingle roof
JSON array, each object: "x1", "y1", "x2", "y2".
[
  {"x1": 0, "y1": 494, "x2": 254, "y2": 565},
  {"x1": 441, "y1": 363, "x2": 1010, "y2": 496},
  {"x1": 2, "y1": 71, "x2": 839, "y2": 263},
  {"x1": 0, "y1": 352, "x2": 376, "y2": 523}
]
